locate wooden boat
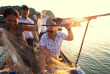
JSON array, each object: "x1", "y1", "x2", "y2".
[
  {"x1": 39, "y1": 49, "x2": 85, "y2": 74},
  {"x1": 34, "y1": 47, "x2": 84, "y2": 74}
]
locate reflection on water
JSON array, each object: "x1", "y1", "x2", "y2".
[{"x1": 62, "y1": 24, "x2": 110, "y2": 74}]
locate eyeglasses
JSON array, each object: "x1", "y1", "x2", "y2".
[{"x1": 47, "y1": 30, "x2": 54, "y2": 33}]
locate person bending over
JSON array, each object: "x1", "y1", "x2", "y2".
[
  {"x1": 39, "y1": 23, "x2": 74, "y2": 74},
  {"x1": 0, "y1": 8, "x2": 39, "y2": 74}
]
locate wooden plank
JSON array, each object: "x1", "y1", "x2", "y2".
[
  {"x1": 60, "y1": 49, "x2": 75, "y2": 65},
  {"x1": 0, "y1": 20, "x2": 81, "y2": 27}
]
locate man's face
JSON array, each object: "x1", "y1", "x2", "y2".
[
  {"x1": 47, "y1": 26, "x2": 57, "y2": 38},
  {"x1": 56, "y1": 20, "x2": 62, "y2": 24},
  {"x1": 21, "y1": 8, "x2": 29, "y2": 18}
]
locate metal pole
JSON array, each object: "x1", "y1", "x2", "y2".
[{"x1": 75, "y1": 19, "x2": 91, "y2": 66}]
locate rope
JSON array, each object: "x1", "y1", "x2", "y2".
[{"x1": 0, "y1": 47, "x2": 8, "y2": 57}]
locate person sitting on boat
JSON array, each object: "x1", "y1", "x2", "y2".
[
  {"x1": 0, "y1": 8, "x2": 39, "y2": 73},
  {"x1": 39, "y1": 22, "x2": 74, "y2": 74},
  {"x1": 19, "y1": 5, "x2": 39, "y2": 50},
  {"x1": 53, "y1": 18, "x2": 63, "y2": 31}
]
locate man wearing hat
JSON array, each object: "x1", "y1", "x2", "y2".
[
  {"x1": 19, "y1": 5, "x2": 39, "y2": 73},
  {"x1": 19, "y1": 5, "x2": 39, "y2": 49},
  {"x1": 39, "y1": 23, "x2": 74, "y2": 74},
  {"x1": 53, "y1": 18, "x2": 63, "y2": 31}
]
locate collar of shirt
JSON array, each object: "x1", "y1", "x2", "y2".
[
  {"x1": 20, "y1": 16, "x2": 30, "y2": 20},
  {"x1": 19, "y1": 16, "x2": 34, "y2": 24}
]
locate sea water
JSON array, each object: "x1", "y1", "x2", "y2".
[{"x1": 62, "y1": 20, "x2": 110, "y2": 74}]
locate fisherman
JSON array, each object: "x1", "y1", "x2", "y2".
[
  {"x1": 19, "y1": 5, "x2": 39, "y2": 49},
  {"x1": 0, "y1": 8, "x2": 39, "y2": 73},
  {"x1": 39, "y1": 22, "x2": 74, "y2": 74},
  {"x1": 53, "y1": 18, "x2": 63, "y2": 31},
  {"x1": 35, "y1": 11, "x2": 49, "y2": 40}
]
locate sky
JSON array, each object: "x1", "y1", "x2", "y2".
[
  {"x1": 0, "y1": 0, "x2": 110, "y2": 17},
  {"x1": 1, "y1": 0, "x2": 110, "y2": 25}
]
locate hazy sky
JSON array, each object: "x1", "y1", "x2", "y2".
[
  {"x1": 1, "y1": 0, "x2": 110, "y2": 26},
  {"x1": 0, "y1": 0, "x2": 110, "y2": 18}
]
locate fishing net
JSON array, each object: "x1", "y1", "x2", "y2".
[
  {"x1": 0, "y1": 28, "x2": 39, "y2": 74},
  {"x1": 0, "y1": 28, "x2": 76, "y2": 74}
]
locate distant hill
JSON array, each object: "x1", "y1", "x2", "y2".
[{"x1": 0, "y1": 5, "x2": 55, "y2": 24}]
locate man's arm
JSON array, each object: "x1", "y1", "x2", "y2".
[
  {"x1": 45, "y1": 15, "x2": 49, "y2": 21},
  {"x1": 19, "y1": 12, "x2": 40, "y2": 31},
  {"x1": 33, "y1": 31, "x2": 39, "y2": 43},
  {"x1": 32, "y1": 13, "x2": 42, "y2": 43},
  {"x1": 39, "y1": 46, "x2": 57, "y2": 59},
  {"x1": 0, "y1": 28, "x2": 4, "y2": 46},
  {"x1": 34, "y1": 12, "x2": 41, "y2": 26},
  {"x1": 22, "y1": 25, "x2": 37, "y2": 31},
  {"x1": 65, "y1": 24, "x2": 74, "y2": 41}
]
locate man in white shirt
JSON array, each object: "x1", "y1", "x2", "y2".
[
  {"x1": 19, "y1": 5, "x2": 39, "y2": 48},
  {"x1": 38, "y1": 12, "x2": 49, "y2": 40},
  {"x1": 39, "y1": 23, "x2": 74, "y2": 74},
  {"x1": 33, "y1": 12, "x2": 49, "y2": 40}
]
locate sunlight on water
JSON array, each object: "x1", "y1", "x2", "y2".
[{"x1": 61, "y1": 21, "x2": 110, "y2": 74}]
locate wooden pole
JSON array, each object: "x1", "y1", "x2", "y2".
[{"x1": 75, "y1": 19, "x2": 91, "y2": 66}]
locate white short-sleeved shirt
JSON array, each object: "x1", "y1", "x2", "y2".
[
  {"x1": 40, "y1": 16, "x2": 49, "y2": 32},
  {"x1": 33, "y1": 15, "x2": 49, "y2": 33},
  {"x1": 19, "y1": 16, "x2": 34, "y2": 39},
  {"x1": 39, "y1": 31, "x2": 68, "y2": 58}
]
